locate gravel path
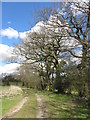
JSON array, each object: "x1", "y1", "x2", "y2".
[{"x1": 35, "y1": 93, "x2": 48, "y2": 118}]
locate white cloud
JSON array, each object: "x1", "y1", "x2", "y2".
[
  {"x1": 78, "y1": 0, "x2": 89, "y2": 2},
  {"x1": 8, "y1": 21, "x2": 11, "y2": 24},
  {"x1": 0, "y1": 27, "x2": 19, "y2": 39},
  {"x1": 0, "y1": 44, "x2": 26, "y2": 63},
  {"x1": 0, "y1": 44, "x2": 14, "y2": 62},
  {"x1": 19, "y1": 31, "x2": 30, "y2": 40},
  {"x1": 30, "y1": 21, "x2": 45, "y2": 33},
  {"x1": 0, "y1": 63, "x2": 20, "y2": 74},
  {"x1": 0, "y1": 44, "x2": 24, "y2": 74},
  {"x1": 19, "y1": 21, "x2": 45, "y2": 40}
]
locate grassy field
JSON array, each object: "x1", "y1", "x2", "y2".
[
  {"x1": 38, "y1": 91, "x2": 89, "y2": 118},
  {"x1": 14, "y1": 88, "x2": 37, "y2": 118}
]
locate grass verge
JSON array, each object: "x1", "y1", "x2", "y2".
[
  {"x1": 14, "y1": 88, "x2": 37, "y2": 118},
  {"x1": 38, "y1": 90, "x2": 89, "y2": 118},
  {"x1": 2, "y1": 94, "x2": 23, "y2": 115}
]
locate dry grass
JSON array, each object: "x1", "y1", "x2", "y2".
[{"x1": 2, "y1": 85, "x2": 22, "y2": 98}]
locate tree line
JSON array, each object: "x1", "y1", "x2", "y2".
[{"x1": 13, "y1": 1, "x2": 90, "y2": 105}]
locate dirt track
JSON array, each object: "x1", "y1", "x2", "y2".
[
  {"x1": 2, "y1": 86, "x2": 28, "y2": 119},
  {"x1": 35, "y1": 93, "x2": 48, "y2": 118},
  {"x1": 2, "y1": 86, "x2": 48, "y2": 119},
  {"x1": 2, "y1": 96, "x2": 28, "y2": 119}
]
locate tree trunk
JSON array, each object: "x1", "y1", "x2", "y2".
[
  {"x1": 22, "y1": 82, "x2": 25, "y2": 86},
  {"x1": 81, "y1": 44, "x2": 87, "y2": 69},
  {"x1": 80, "y1": 43, "x2": 88, "y2": 98}
]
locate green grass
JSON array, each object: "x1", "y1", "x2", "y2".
[
  {"x1": 2, "y1": 85, "x2": 23, "y2": 115},
  {"x1": 0, "y1": 98, "x2": 2, "y2": 117},
  {"x1": 2, "y1": 86, "x2": 10, "y2": 93},
  {"x1": 1, "y1": 85, "x2": 89, "y2": 118},
  {"x1": 2, "y1": 94, "x2": 23, "y2": 115},
  {"x1": 14, "y1": 88, "x2": 37, "y2": 118},
  {"x1": 38, "y1": 90, "x2": 89, "y2": 118},
  {"x1": 9, "y1": 82, "x2": 22, "y2": 86}
]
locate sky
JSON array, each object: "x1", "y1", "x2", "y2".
[
  {"x1": 0, "y1": 1, "x2": 86, "y2": 75},
  {"x1": 0, "y1": 2, "x2": 61, "y2": 74},
  {"x1": 2, "y1": 2, "x2": 59, "y2": 46}
]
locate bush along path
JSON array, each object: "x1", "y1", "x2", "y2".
[{"x1": 35, "y1": 93, "x2": 48, "y2": 118}]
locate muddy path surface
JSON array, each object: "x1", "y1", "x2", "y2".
[{"x1": 35, "y1": 93, "x2": 48, "y2": 118}]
